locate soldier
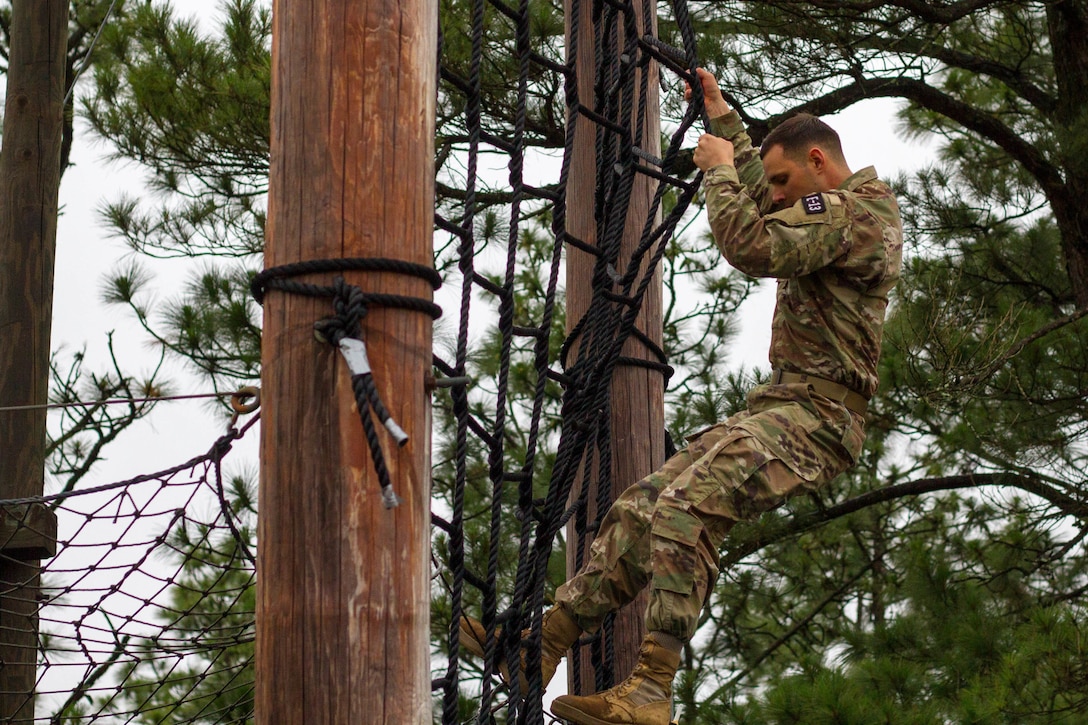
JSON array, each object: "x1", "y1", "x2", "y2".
[{"x1": 462, "y1": 68, "x2": 904, "y2": 725}]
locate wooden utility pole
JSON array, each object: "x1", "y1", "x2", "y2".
[
  {"x1": 0, "y1": 0, "x2": 68, "y2": 719},
  {"x1": 256, "y1": 0, "x2": 436, "y2": 722},
  {"x1": 563, "y1": 0, "x2": 665, "y2": 694}
]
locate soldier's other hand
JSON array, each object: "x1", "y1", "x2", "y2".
[
  {"x1": 684, "y1": 68, "x2": 730, "y2": 118},
  {"x1": 693, "y1": 134, "x2": 734, "y2": 171}
]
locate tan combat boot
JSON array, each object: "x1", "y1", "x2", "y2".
[
  {"x1": 459, "y1": 604, "x2": 582, "y2": 691},
  {"x1": 549, "y1": 631, "x2": 682, "y2": 725}
]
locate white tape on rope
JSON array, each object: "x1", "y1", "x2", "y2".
[{"x1": 339, "y1": 338, "x2": 371, "y2": 375}]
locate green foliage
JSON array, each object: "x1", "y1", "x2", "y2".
[
  {"x1": 436, "y1": 0, "x2": 566, "y2": 147},
  {"x1": 86, "y1": 0, "x2": 271, "y2": 258},
  {"x1": 102, "y1": 260, "x2": 261, "y2": 393},
  {"x1": 695, "y1": 496, "x2": 1088, "y2": 724},
  {"x1": 66, "y1": 1, "x2": 273, "y2": 395},
  {"x1": 46, "y1": 335, "x2": 169, "y2": 494}
]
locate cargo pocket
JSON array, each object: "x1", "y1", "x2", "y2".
[
  {"x1": 649, "y1": 506, "x2": 702, "y2": 595},
  {"x1": 731, "y1": 407, "x2": 822, "y2": 478},
  {"x1": 838, "y1": 415, "x2": 865, "y2": 463}
]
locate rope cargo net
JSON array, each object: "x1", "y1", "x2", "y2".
[{"x1": 0, "y1": 0, "x2": 708, "y2": 721}]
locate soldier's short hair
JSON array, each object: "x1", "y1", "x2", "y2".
[{"x1": 760, "y1": 113, "x2": 846, "y2": 163}]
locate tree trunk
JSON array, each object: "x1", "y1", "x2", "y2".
[
  {"x1": 1047, "y1": 1, "x2": 1088, "y2": 305},
  {"x1": 1050, "y1": 197, "x2": 1088, "y2": 306},
  {"x1": 563, "y1": 0, "x2": 664, "y2": 694},
  {"x1": 0, "y1": 0, "x2": 68, "y2": 720}
]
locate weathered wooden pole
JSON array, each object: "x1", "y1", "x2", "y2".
[
  {"x1": 563, "y1": 0, "x2": 664, "y2": 694},
  {"x1": 0, "y1": 0, "x2": 67, "y2": 719},
  {"x1": 256, "y1": 0, "x2": 436, "y2": 722}
]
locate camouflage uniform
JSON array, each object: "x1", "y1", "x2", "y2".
[{"x1": 554, "y1": 110, "x2": 904, "y2": 641}]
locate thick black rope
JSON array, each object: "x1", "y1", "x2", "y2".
[
  {"x1": 432, "y1": 0, "x2": 709, "y2": 718},
  {"x1": 252, "y1": 260, "x2": 441, "y2": 509},
  {"x1": 439, "y1": 0, "x2": 485, "y2": 714},
  {"x1": 250, "y1": 257, "x2": 442, "y2": 303}
]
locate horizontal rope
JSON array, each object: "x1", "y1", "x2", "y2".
[
  {"x1": 0, "y1": 415, "x2": 259, "y2": 507},
  {"x1": 0, "y1": 390, "x2": 248, "y2": 414},
  {"x1": 250, "y1": 257, "x2": 443, "y2": 304}
]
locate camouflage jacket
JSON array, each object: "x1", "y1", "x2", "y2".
[{"x1": 704, "y1": 111, "x2": 904, "y2": 401}]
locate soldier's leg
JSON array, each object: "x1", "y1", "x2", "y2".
[
  {"x1": 550, "y1": 432, "x2": 827, "y2": 725},
  {"x1": 645, "y1": 430, "x2": 841, "y2": 640},
  {"x1": 555, "y1": 424, "x2": 734, "y2": 633},
  {"x1": 460, "y1": 426, "x2": 738, "y2": 689}
]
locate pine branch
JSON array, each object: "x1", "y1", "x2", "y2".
[
  {"x1": 704, "y1": 561, "x2": 874, "y2": 701},
  {"x1": 772, "y1": 0, "x2": 1015, "y2": 26},
  {"x1": 762, "y1": 76, "x2": 1065, "y2": 200},
  {"x1": 954, "y1": 305, "x2": 1088, "y2": 392},
  {"x1": 721, "y1": 472, "x2": 1088, "y2": 570}
]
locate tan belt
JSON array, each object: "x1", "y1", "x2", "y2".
[{"x1": 770, "y1": 370, "x2": 869, "y2": 416}]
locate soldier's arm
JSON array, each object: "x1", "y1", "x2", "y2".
[
  {"x1": 705, "y1": 180, "x2": 852, "y2": 278},
  {"x1": 707, "y1": 112, "x2": 773, "y2": 211},
  {"x1": 688, "y1": 69, "x2": 774, "y2": 212}
]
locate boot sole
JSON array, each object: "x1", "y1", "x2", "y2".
[
  {"x1": 550, "y1": 700, "x2": 624, "y2": 725},
  {"x1": 552, "y1": 699, "x2": 675, "y2": 725}
]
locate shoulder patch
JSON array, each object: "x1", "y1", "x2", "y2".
[{"x1": 801, "y1": 193, "x2": 826, "y2": 215}]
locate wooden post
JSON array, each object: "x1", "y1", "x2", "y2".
[
  {"x1": 256, "y1": 0, "x2": 436, "y2": 722},
  {"x1": 0, "y1": 0, "x2": 68, "y2": 719},
  {"x1": 563, "y1": 0, "x2": 664, "y2": 694}
]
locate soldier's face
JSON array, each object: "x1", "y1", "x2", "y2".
[{"x1": 762, "y1": 144, "x2": 824, "y2": 210}]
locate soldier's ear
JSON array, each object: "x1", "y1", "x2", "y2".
[{"x1": 808, "y1": 147, "x2": 827, "y2": 172}]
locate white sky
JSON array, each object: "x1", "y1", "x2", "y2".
[{"x1": 50, "y1": 1, "x2": 261, "y2": 492}]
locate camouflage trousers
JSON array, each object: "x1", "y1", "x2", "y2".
[{"x1": 554, "y1": 381, "x2": 866, "y2": 641}]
